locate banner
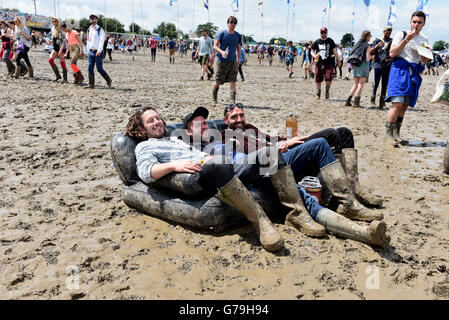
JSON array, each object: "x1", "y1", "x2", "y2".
[
  {"x1": 416, "y1": 0, "x2": 429, "y2": 15},
  {"x1": 203, "y1": 0, "x2": 209, "y2": 10},
  {"x1": 258, "y1": 1, "x2": 263, "y2": 18},
  {"x1": 387, "y1": 0, "x2": 397, "y2": 26}
]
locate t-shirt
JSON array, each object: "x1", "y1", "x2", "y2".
[
  {"x1": 239, "y1": 49, "x2": 246, "y2": 63},
  {"x1": 371, "y1": 37, "x2": 392, "y2": 68},
  {"x1": 286, "y1": 46, "x2": 297, "y2": 60},
  {"x1": 198, "y1": 35, "x2": 213, "y2": 56},
  {"x1": 304, "y1": 50, "x2": 310, "y2": 63},
  {"x1": 149, "y1": 38, "x2": 158, "y2": 49},
  {"x1": 216, "y1": 29, "x2": 242, "y2": 62},
  {"x1": 66, "y1": 30, "x2": 79, "y2": 46},
  {"x1": 17, "y1": 26, "x2": 31, "y2": 47},
  {"x1": 391, "y1": 31, "x2": 429, "y2": 64},
  {"x1": 311, "y1": 37, "x2": 336, "y2": 65},
  {"x1": 168, "y1": 40, "x2": 176, "y2": 50},
  {"x1": 267, "y1": 47, "x2": 274, "y2": 56}
]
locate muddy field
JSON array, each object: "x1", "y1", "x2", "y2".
[{"x1": 0, "y1": 47, "x2": 448, "y2": 300}]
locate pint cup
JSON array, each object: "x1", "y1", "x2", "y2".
[{"x1": 300, "y1": 176, "x2": 322, "y2": 205}]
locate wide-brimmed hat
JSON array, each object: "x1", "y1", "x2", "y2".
[{"x1": 89, "y1": 14, "x2": 99, "y2": 20}]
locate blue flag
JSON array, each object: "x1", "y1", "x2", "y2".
[
  {"x1": 329, "y1": 0, "x2": 331, "y2": 9},
  {"x1": 169, "y1": 0, "x2": 178, "y2": 7},
  {"x1": 363, "y1": 0, "x2": 370, "y2": 7},
  {"x1": 387, "y1": 0, "x2": 397, "y2": 26},
  {"x1": 203, "y1": 0, "x2": 209, "y2": 10},
  {"x1": 231, "y1": 0, "x2": 239, "y2": 12}
]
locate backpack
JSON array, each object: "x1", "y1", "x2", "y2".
[{"x1": 380, "y1": 31, "x2": 406, "y2": 68}]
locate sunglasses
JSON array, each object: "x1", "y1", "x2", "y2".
[
  {"x1": 228, "y1": 21, "x2": 237, "y2": 25},
  {"x1": 321, "y1": 31, "x2": 327, "y2": 34}
]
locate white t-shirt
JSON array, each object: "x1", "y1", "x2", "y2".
[{"x1": 392, "y1": 30, "x2": 429, "y2": 64}]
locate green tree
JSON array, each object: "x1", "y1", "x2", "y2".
[
  {"x1": 269, "y1": 37, "x2": 286, "y2": 45},
  {"x1": 141, "y1": 29, "x2": 152, "y2": 36},
  {"x1": 103, "y1": 17, "x2": 126, "y2": 33},
  {"x1": 129, "y1": 23, "x2": 141, "y2": 34},
  {"x1": 195, "y1": 22, "x2": 218, "y2": 38},
  {"x1": 341, "y1": 33, "x2": 355, "y2": 48},
  {"x1": 153, "y1": 22, "x2": 178, "y2": 38},
  {"x1": 242, "y1": 34, "x2": 255, "y2": 44},
  {"x1": 433, "y1": 40, "x2": 448, "y2": 51},
  {"x1": 78, "y1": 18, "x2": 90, "y2": 32}
]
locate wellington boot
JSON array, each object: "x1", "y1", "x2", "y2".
[
  {"x1": 84, "y1": 73, "x2": 94, "y2": 89},
  {"x1": 101, "y1": 72, "x2": 112, "y2": 88},
  {"x1": 338, "y1": 150, "x2": 383, "y2": 207},
  {"x1": 5, "y1": 60, "x2": 15, "y2": 75},
  {"x1": 393, "y1": 120, "x2": 402, "y2": 142},
  {"x1": 379, "y1": 96, "x2": 386, "y2": 109},
  {"x1": 316, "y1": 208, "x2": 390, "y2": 248},
  {"x1": 13, "y1": 65, "x2": 22, "y2": 79},
  {"x1": 216, "y1": 176, "x2": 284, "y2": 252},
  {"x1": 385, "y1": 122, "x2": 399, "y2": 147},
  {"x1": 270, "y1": 166, "x2": 326, "y2": 237},
  {"x1": 51, "y1": 64, "x2": 61, "y2": 82},
  {"x1": 320, "y1": 160, "x2": 384, "y2": 222},
  {"x1": 61, "y1": 69, "x2": 68, "y2": 83},
  {"x1": 344, "y1": 96, "x2": 353, "y2": 106},
  {"x1": 370, "y1": 95, "x2": 376, "y2": 105},
  {"x1": 230, "y1": 91, "x2": 236, "y2": 104},
  {"x1": 77, "y1": 71, "x2": 85, "y2": 85},
  {"x1": 27, "y1": 66, "x2": 34, "y2": 78},
  {"x1": 443, "y1": 143, "x2": 449, "y2": 175},
  {"x1": 325, "y1": 86, "x2": 330, "y2": 99},
  {"x1": 20, "y1": 64, "x2": 28, "y2": 77},
  {"x1": 353, "y1": 96, "x2": 361, "y2": 108},
  {"x1": 212, "y1": 87, "x2": 219, "y2": 103}
]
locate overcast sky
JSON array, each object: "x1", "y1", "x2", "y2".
[{"x1": 2, "y1": 0, "x2": 448, "y2": 44}]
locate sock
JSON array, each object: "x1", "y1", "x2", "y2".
[
  {"x1": 60, "y1": 62, "x2": 67, "y2": 70},
  {"x1": 48, "y1": 58, "x2": 56, "y2": 66},
  {"x1": 71, "y1": 64, "x2": 79, "y2": 73}
]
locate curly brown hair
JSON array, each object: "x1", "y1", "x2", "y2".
[{"x1": 124, "y1": 105, "x2": 167, "y2": 141}]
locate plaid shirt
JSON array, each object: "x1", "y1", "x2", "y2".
[{"x1": 135, "y1": 136, "x2": 208, "y2": 184}]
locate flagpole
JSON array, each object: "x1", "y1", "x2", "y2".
[
  {"x1": 242, "y1": 0, "x2": 245, "y2": 44},
  {"x1": 104, "y1": 0, "x2": 107, "y2": 34},
  {"x1": 192, "y1": 0, "x2": 195, "y2": 33},
  {"x1": 261, "y1": 4, "x2": 264, "y2": 44},
  {"x1": 286, "y1": 1, "x2": 290, "y2": 41},
  {"x1": 177, "y1": 1, "x2": 180, "y2": 38}
]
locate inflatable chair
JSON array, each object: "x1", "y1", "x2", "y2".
[{"x1": 110, "y1": 119, "x2": 284, "y2": 232}]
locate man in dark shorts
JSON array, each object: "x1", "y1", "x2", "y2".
[
  {"x1": 212, "y1": 16, "x2": 242, "y2": 104},
  {"x1": 311, "y1": 27, "x2": 341, "y2": 99},
  {"x1": 195, "y1": 29, "x2": 213, "y2": 80},
  {"x1": 267, "y1": 44, "x2": 274, "y2": 66}
]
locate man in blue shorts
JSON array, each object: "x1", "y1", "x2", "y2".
[
  {"x1": 212, "y1": 16, "x2": 242, "y2": 104},
  {"x1": 285, "y1": 41, "x2": 297, "y2": 78}
]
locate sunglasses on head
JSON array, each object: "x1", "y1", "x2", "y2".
[{"x1": 223, "y1": 103, "x2": 244, "y2": 115}]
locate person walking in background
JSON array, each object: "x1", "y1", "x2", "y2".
[
  {"x1": 336, "y1": 45, "x2": 344, "y2": 79},
  {"x1": 149, "y1": 36, "x2": 158, "y2": 62},
  {"x1": 13, "y1": 16, "x2": 33, "y2": 79},
  {"x1": 285, "y1": 41, "x2": 297, "y2": 78},
  {"x1": 1, "y1": 20, "x2": 15, "y2": 76},
  {"x1": 212, "y1": 16, "x2": 242, "y2": 104},
  {"x1": 344, "y1": 31, "x2": 372, "y2": 107},
  {"x1": 167, "y1": 37, "x2": 176, "y2": 63},
  {"x1": 86, "y1": 14, "x2": 112, "y2": 89},
  {"x1": 370, "y1": 26, "x2": 393, "y2": 108},
  {"x1": 48, "y1": 17, "x2": 68, "y2": 83},
  {"x1": 62, "y1": 21, "x2": 85, "y2": 85},
  {"x1": 311, "y1": 27, "x2": 340, "y2": 99},
  {"x1": 195, "y1": 29, "x2": 213, "y2": 81},
  {"x1": 238, "y1": 44, "x2": 247, "y2": 81},
  {"x1": 302, "y1": 43, "x2": 312, "y2": 79},
  {"x1": 384, "y1": 11, "x2": 430, "y2": 147},
  {"x1": 267, "y1": 44, "x2": 274, "y2": 66},
  {"x1": 106, "y1": 34, "x2": 114, "y2": 61}
]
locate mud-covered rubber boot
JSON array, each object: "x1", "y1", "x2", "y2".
[
  {"x1": 393, "y1": 117, "x2": 403, "y2": 142},
  {"x1": 5, "y1": 60, "x2": 15, "y2": 75},
  {"x1": 316, "y1": 208, "x2": 390, "y2": 248},
  {"x1": 370, "y1": 95, "x2": 376, "y2": 105},
  {"x1": 51, "y1": 64, "x2": 61, "y2": 82},
  {"x1": 212, "y1": 86, "x2": 219, "y2": 103},
  {"x1": 344, "y1": 96, "x2": 353, "y2": 106},
  {"x1": 84, "y1": 73, "x2": 94, "y2": 89},
  {"x1": 216, "y1": 176, "x2": 284, "y2": 252},
  {"x1": 320, "y1": 160, "x2": 384, "y2": 222},
  {"x1": 61, "y1": 69, "x2": 68, "y2": 83},
  {"x1": 353, "y1": 96, "x2": 361, "y2": 107},
  {"x1": 77, "y1": 71, "x2": 85, "y2": 85},
  {"x1": 101, "y1": 72, "x2": 112, "y2": 88},
  {"x1": 337, "y1": 150, "x2": 384, "y2": 208},
  {"x1": 325, "y1": 85, "x2": 330, "y2": 99},
  {"x1": 13, "y1": 65, "x2": 22, "y2": 79},
  {"x1": 27, "y1": 66, "x2": 34, "y2": 78},
  {"x1": 385, "y1": 121, "x2": 399, "y2": 147},
  {"x1": 443, "y1": 143, "x2": 449, "y2": 175},
  {"x1": 316, "y1": 89, "x2": 321, "y2": 99},
  {"x1": 20, "y1": 63, "x2": 28, "y2": 77},
  {"x1": 230, "y1": 91, "x2": 236, "y2": 104},
  {"x1": 379, "y1": 96, "x2": 386, "y2": 109},
  {"x1": 270, "y1": 166, "x2": 326, "y2": 237}
]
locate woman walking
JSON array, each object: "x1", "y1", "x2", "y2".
[
  {"x1": 1, "y1": 20, "x2": 15, "y2": 76},
  {"x1": 345, "y1": 31, "x2": 372, "y2": 107},
  {"x1": 48, "y1": 18, "x2": 68, "y2": 83},
  {"x1": 61, "y1": 21, "x2": 84, "y2": 85},
  {"x1": 13, "y1": 17, "x2": 33, "y2": 79}
]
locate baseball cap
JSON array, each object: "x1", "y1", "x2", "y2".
[
  {"x1": 89, "y1": 14, "x2": 99, "y2": 20},
  {"x1": 383, "y1": 26, "x2": 393, "y2": 32},
  {"x1": 183, "y1": 107, "x2": 209, "y2": 129}
]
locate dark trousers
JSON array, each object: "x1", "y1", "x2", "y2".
[
  {"x1": 305, "y1": 127, "x2": 354, "y2": 155},
  {"x1": 372, "y1": 67, "x2": 391, "y2": 97},
  {"x1": 17, "y1": 45, "x2": 32, "y2": 67},
  {"x1": 238, "y1": 62, "x2": 244, "y2": 80},
  {"x1": 151, "y1": 48, "x2": 157, "y2": 60}
]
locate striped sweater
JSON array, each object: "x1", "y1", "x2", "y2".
[{"x1": 135, "y1": 136, "x2": 208, "y2": 184}]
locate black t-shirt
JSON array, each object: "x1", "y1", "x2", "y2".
[
  {"x1": 267, "y1": 47, "x2": 274, "y2": 56},
  {"x1": 311, "y1": 38, "x2": 336, "y2": 65}
]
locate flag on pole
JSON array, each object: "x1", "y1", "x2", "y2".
[
  {"x1": 231, "y1": 0, "x2": 239, "y2": 12},
  {"x1": 203, "y1": 0, "x2": 209, "y2": 10},
  {"x1": 169, "y1": 0, "x2": 177, "y2": 7},
  {"x1": 363, "y1": 0, "x2": 370, "y2": 7},
  {"x1": 258, "y1": 1, "x2": 263, "y2": 18},
  {"x1": 292, "y1": 0, "x2": 296, "y2": 18},
  {"x1": 321, "y1": 6, "x2": 327, "y2": 26},
  {"x1": 387, "y1": 0, "x2": 397, "y2": 26},
  {"x1": 416, "y1": 0, "x2": 429, "y2": 15},
  {"x1": 329, "y1": 0, "x2": 331, "y2": 9}
]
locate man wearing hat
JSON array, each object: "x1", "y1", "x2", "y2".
[
  {"x1": 86, "y1": 14, "x2": 112, "y2": 89},
  {"x1": 311, "y1": 27, "x2": 340, "y2": 99},
  {"x1": 369, "y1": 26, "x2": 393, "y2": 108}
]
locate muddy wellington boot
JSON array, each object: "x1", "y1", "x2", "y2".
[
  {"x1": 316, "y1": 89, "x2": 321, "y2": 99},
  {"x1": 101, "y1": 72, "x2": 112, "y2": 88},
  {"x1": 443, "y1": 143, "x2": 449, "y2": 175},
  {"x1": 13, "y1": 64, "x2": 22, "y2": 79},
  {"x1": 345, "y1": 96, "x2": 353, "y2": 106},
  {"x1": 370, "y1": 95, "x2": 376, "y2": 105},
  {"x1": 325, "y1": 85, "x2": 330, "y2": 99},
  {"x1": 212, "y1": 87, "x2": 219, "y2": 103},
  {"x1": 216, "y1": 176, "x2": 284, "y2": 252},
  {"x1": 336, "y1": 150, "x2": 383, "y2": 207},
  {"x1": 230, "y1": 91, "x2": 236, "y2": 104},
  {"x1": 27, "y1": 66, "x2": 34, "y2": 79},
  {"x1": 320, "y1": 160, "x2": 384, "y2": 222},
  {"x1": 316, "y1": 208, "x2": 390, "y2": 248},
  {"x1": 20, "y1": 62, "x2": 28, "y2": 77},
  {"x1": 379, "y1": 96, "x2": 386, "y2": 109},
  {"x1": 61, "y1": 69, "x2": 68, "y2": 83},
  {"x1": 385, "y1": 122, "x2": 399, "y2": 147},
  {"x1": 51, "y1": 64, "x2": 61, "y2": 82},
  {"x1": 393, "y1": 117, "x2": 403, "y2": 142},
  {"x1": 270, "y1": 166, "x2": 326, "y2": 237},
  {"x1": 84, "y1": 73, "x2": 94, "y2": 89},
  {"x1": 353, "y1": 96, "x2": 361, "y2": 108},
  {"x1": 5, "y1": 60, "x2": 15, "y2": 75}
]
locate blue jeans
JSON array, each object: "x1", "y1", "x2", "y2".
[
  {"x1": 88, "y1": 50, "x2": 106, "y2": 75},
  {"x1": 298, "y1": 185, "x2": 323, "y2": 220},
  {"x1": 372, "y1": 67, "x2": 391, "y2": 97},
  {"x1": 281, "y1": 138, "x2": 336, "y2": 182}
]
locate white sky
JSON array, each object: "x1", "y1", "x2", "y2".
[{"x1": 2, "y1": 0, "x2": 448, "y2": 44}]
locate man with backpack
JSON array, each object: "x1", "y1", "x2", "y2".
[
  {"x1": 86, "y1": 14, "x2": 112, "y2": 89},
  {"x1": 369, "y1": 26, "x2": 393, "y2": 108}
]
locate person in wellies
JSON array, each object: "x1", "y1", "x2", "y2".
[
  {"x1": 85, "y1": 14, "x2": 112, "y2": 89},
  {"x1": 48, "y1": 17, "x2": 68, "y2": 83},
  {"x1": 61, "y1": 21, "x2": 85, "y2": 85}
]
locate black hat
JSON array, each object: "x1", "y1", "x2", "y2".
[{"x1": 183, "y1": 107, "x2": 209, "y2": 129}]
